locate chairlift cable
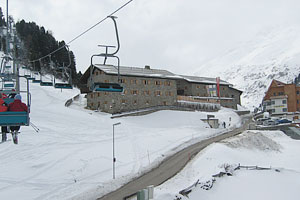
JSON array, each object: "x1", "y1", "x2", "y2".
[{"x1": 29, "y1": 0, "x2": 133, "y2": 63}]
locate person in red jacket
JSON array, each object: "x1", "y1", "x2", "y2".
[
  {"x1": 8, "y1": 94, "x2": 28, "y2": 133},
  {"x1": 0, "y1": 94, "x2": 8, "y2": 142}
]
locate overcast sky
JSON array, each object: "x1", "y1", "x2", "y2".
[{"x1": 1, "y1": 0, "x2": 300, "y2": 75}]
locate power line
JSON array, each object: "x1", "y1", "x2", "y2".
[{"x1": 30, "y1": 0, "x2": 133, "y2": 63}]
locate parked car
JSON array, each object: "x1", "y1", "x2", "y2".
[
  {"x1": 263, "y1": 120, "x2": 278, "y2": 126},
  {"x1": 277, "y1": 119, "x2": 292, "y2": 124},
  {"x1": 256, "y1": 118, "x2": 270, "y2": 125}
]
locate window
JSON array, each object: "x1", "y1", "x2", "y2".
[
  {"x1": 131, "y1": 90, "x2": 138, "y2": 95},
  {"x1": 273, "y1": 92, "x2": 276, "y2": 96},
  {"x1": 163, "y1": 101, "x2": 167, "y2": 106},
  {"x1": 165, "y1": 81, "x2": 171, "y2": 86},
  {"x1": 121, "y1": 99, "x2": 126, "y2": 104},
  {"x1": 97, "y1": 93, "x2": 100, "y2": 97},
  {"x1": 90, "y1": 93, "x2": 94, "y2": 98},
  {"x1": 104, "y1": 101, "x2": 107, "y2": 105},
  {"x1": 278, "y1": 92, "x2": 284, "y2": 95},
  {"x1": 104, "y1": 80, "x2": 109, "y2": 83},
  {"x1": 155, "y1": 80, "x2": 161, "y2": 85},
  {"x1": 196, "y1": 85, "x2": 200, "y2": 89},
  {"x1": 133, "y1": 100, "x2": 137, "y2": 105},
  {"x1": 144, "y1": 90, "x2": 151, "y2": 95},
  {"x1": 143, "y1": 80, "x2": 150, "y2": 85},
  {"x1": 282, "y1": 100, "x2": 287, "y2": 104},
  {"x1": 156, "y1": 91, "x2": 162, "y2": 96},
  {"x1": 283, "y1": 108, "x2": 287, "y2": 112},
  {"x1": 146, "y1": 100, "x2": 150, "y2": 105},
  {"x1": 131, "y1": 79, "x2": 138, "y2": 84},
  {"x1": 95, "y1": 71, "x2": 99, "y2": 75},
  {"x1": 165, "y1": 91, "x2": 173, "y2": 96},
  {"x1": 120, "y1": 79, "x2": 127, "y2": 83},
  {"x1": 271, "y1": 101, "x2": 275, "y2": 105},
  {"x1": 271, "y1": 109, "x2": 275, "y2": 113},
  {"x1": 297, "y1": 91, "x2": 300, "y2": 95}
]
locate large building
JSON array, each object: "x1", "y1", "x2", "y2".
[
  {"x1": 263, "y1": 79, "x2": 300, "y2": 114},
  {"x1": 80, "y1": 65, "x2": 242, "y2": 114}
]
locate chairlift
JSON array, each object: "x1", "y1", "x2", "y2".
[
  {"x1": 53, "y1": 46, "x2": 73, "y2": 90},
  {"x1": 4, "y1": 83, "x2": 14, "y2": 88},
  {"x1": 32, "y1": 79, "x2": 41, "y2": 83},
  {"x1": 40, "y1": 81, "x2": 53, "y2": 86},
  {"x1": 90, "y1": 16, "x2": 123, "y2": 93},
  {"x1": 0, "y1": 78, "x2": 31, "y2": 128},
  {"x1": 38, "y1": 59, "x2": 54, "y2": 86},
  {"x1": 93, "y1": 82, "x2": 123, "y2": 92}
]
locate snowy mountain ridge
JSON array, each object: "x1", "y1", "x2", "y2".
[{"x1": 194, "y1": 25, "x2": 300, "y2": 109}]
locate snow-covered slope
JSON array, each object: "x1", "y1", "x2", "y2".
[
  {"x1": 0, "y1": 71, "x2": 241, "y2": 200},
  {"x1": 194, "y1": 25, "x2": 300, "y2": 109},
  {"x1": 155, "y1": 130, "x2": 300, "y2": 200}
]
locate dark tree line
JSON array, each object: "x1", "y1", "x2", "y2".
[
  {"x1": 1, "y1": 7, "x2": 82, "y2": 86},
  {"x1": 0, "y1": 7, "x2": 7, "y2": 52},
  {"x1": 15, "y1": 19, "x2": 82, "y2": 85}
]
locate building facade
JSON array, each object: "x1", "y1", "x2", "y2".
[
  {"x1": 80, "y1": 65, "x2": 242, "y2": 114},
  {"x1": 263, "y1": 79, "x2": 300, "y2": 114}
]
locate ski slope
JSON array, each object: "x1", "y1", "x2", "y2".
[{"x1": 0, "y1": 73, "x2": 241, "y2": 200}]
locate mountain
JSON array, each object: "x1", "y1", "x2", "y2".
[{"x1": 194, "y1": 25, "x2": 300, "y2": 110}]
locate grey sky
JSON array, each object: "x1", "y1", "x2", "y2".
[{"x1": 1, "y1": 0, "x2": 300, "y2": 75}]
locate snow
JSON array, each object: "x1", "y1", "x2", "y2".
[
  {"x1": 155, "y1": 130, "x2": 300, "y2": 200},
  {"x1": 0, "y1": 70, "x2": 241, "y2": 200},
  {"x1": 194, "y1": 25, "x2": 300, "y2": 110}
]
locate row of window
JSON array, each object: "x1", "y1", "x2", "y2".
[
  {"x1": 95, "y1": 76, "x2": 172, "y2": 86},
  {"x1": 89, "y1": 90, "x2": 174, "y2": 98},
  {"x1": 89, "y1": 100, "x2": 169, "y2": 107},
  {"x1": 273, "y1": 92, "x2": 285, "y2": 96},
  {"x1": 271, "y1": 100, "x2": 287, "y2": 105},
  {"x1": 271, "y1": 108, "x2": 287, "y2": 113}
]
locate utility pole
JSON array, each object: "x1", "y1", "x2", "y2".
[
  {"x1": 112, "y1": 122, "x2": 121, "y2": 179},
  {"x1": 6, "y1": 0, "x2": 9, "y2": 55}
]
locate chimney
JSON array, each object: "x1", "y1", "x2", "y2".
[{"x1": 145, "y1": 65, "x2": 150, "y2": 70}]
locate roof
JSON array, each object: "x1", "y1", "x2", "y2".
[
  {"x1": 94, "y1": 64, "x2": 179, "y2": 79},
  {"x1": 94, "y1": 65, "x2": 232, "y2": 85},
  {"x1": 178, "y1": 75, "x2": 231, "y2": 86}
]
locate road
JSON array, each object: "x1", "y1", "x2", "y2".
[{"x1": 98, "y1": 116, "x2": 251, "y2": 200}]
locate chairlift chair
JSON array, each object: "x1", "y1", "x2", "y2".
[
  {"x1": 0, "y1": 79, "x2": 31, "y2": 127},
  {"x1": 53, "y1": 46, "x2": 73, "y2": 89},
  {"x1": 4, "y1": 83, "x2": 14, "y2": 88},
  {"x1": 92, "y1": 82, "x2": 123, "y2": 92},
  {"x1": 89, "y1": 16, "x2": 123, "y2": 93},
  {"x1": 40, "y1": 81, "x2": 53, "y2": 86}
]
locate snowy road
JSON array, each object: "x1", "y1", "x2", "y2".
[{"x1": 98, "y1": 117, "x2": 250, "y2": 200}]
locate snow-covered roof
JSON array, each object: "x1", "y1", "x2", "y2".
[
  {"x1": 94, "y1": 64, "x2": 231, "y2": 86},
  {"x1": 178, "y1": 75, "x2": 231, "y2": 85},
  {"x1": 94, "y1": 64, "x2": 178, "y2": 79}
]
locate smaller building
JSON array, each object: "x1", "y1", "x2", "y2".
[
  {"x1": 263, "y1": 79, "x2": 300, "y2": 115},
  {"x1": 263, "y1": 95, "x2": 288, "y2": 114}
]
